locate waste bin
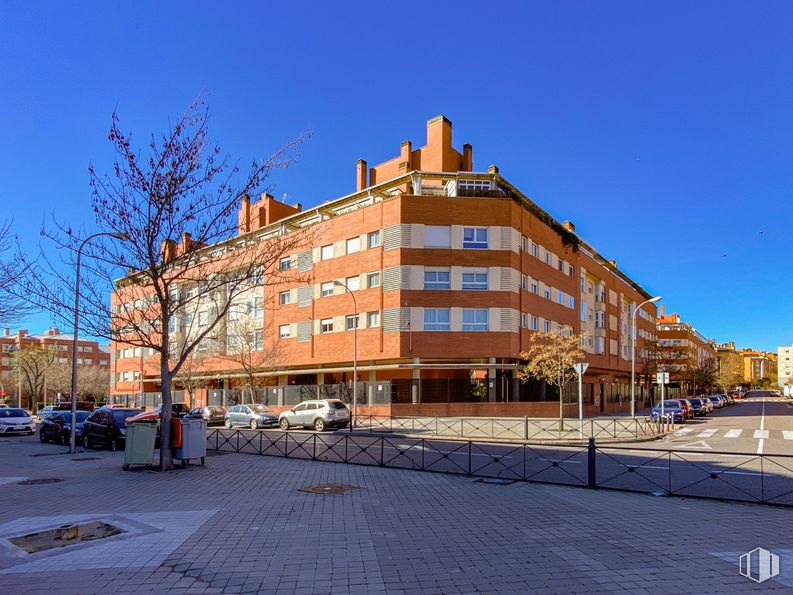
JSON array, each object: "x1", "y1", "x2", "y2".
[
  {"x1": 123, "y1": 422, "x2": 157, "y2": 471},
  {"x1": 172, "y1": 417, "x2": 207, "y2": 468}
]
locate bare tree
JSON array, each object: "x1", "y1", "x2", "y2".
[
  {"x1": 14, "y1": 96, "x2": 308, "y2": 469},
  {"x1": 173, "y1": 347, "x2": 211, "y2": 408},
  {"x1": 517, "y1": 328, "x2": 584, "y2": 423},
  {"x1": 0, "y1": 220, "x2": 31, "y2": 325},
  {"x1": 13, "y1": 345, "x2": 54, "y2": 409},
  {"x1": 220, "y1": 316, "x2": 281, "y2": 405}
]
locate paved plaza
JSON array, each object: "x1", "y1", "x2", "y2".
[{"x1": 0, "y1": 434, "x2": 791, "y2": 594}]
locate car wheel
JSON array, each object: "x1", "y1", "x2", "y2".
[
  {"x1": 279, "y1": 418, "x2": 290, "y2": 431},
  {"x1": 110, "y1": 438, "x2": 120, "y2": 452},
  {"x1": 39, "y1": 430, "x2": 47, "y2": 443},
  {"x1": 224, "y1": 418, "x2": 232, "y2": 429},
  {"x1": 83, "y1": 434, "x2": 92, "y2": 449},
  {"x1": 250, "y1": 419, "x2": 259, "y2": 430},
  {"x1": 314, "y1": 418, "x2": 326, "y2": 432}
]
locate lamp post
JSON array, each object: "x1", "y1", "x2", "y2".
[
  {"x1": 333, "y1": 280, "x2": 358, "y2": 432},
  {"x1": 70, "y1": 231, "x2": 129, "y2": 454},
  {"x1": 631, "y1": 295, "x2": 662, "y2": 419}
]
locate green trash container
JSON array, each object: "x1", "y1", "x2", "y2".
[{"x1": 123, "y1": 422, "x2": 157, "y2": 470}]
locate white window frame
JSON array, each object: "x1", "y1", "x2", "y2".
[
  {"x1": 367, "y1": 272, "x2": 380, "y2": 288},
  {"x1": 423, "y1": 308, "x2": 450, "y2": 331},
  {"x1": 461, "y1": 271, "x2": 488, "y2": 291},
  {"x1": 321, "y1": 244, "x2": 334, "y2": 260},
  {"x1": 367, "y1": 311, "x2": 380, "y2": 328},
  {"x1": 346, "y1": 236, "x2": 361, "y2": 254},
  {"x1": 279, "y1": 324, "x2": 291, "y2": 339},
  {"x1": 425, "y1": 225, "x2": 451, "y2": 248},
  {"x1": 320, "y1": 318, "x2": 334, "y2": 333},
  {"x1": 462, "y1": 227, "x2": 488, "y2": 249},
  {"x1": 321, "y1": 282, "x2": 335, "y2": 297},
  {"x1": 279, "y1": 291, "x2": 291, "y2": 305},
  {"x1": 462, "y1": 308, "x2": 488, "y2": 331},
  {"x1": 424, "y1": 269, "x2": 451, "y2": 290},
  {"x1": 367, "y1": 230, "x2": 381, "y2": 248},
  {"x1": 346, "y1": 276, "x2": 361, "y2": 291}
]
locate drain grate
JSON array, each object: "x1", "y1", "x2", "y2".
[
  {"x1": 17, "y1": 478, "x2": 64, "y2": 486},
  {"x1": 298, "y1": 483, "x2": 355, "y2": 495},
  {"x1": 9, "y1": 521, "x2": 125, "y2": 554},
  {"x1": 474, "y1": 477, "x2": 515, "y2": 485}
]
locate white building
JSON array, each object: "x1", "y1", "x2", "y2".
[{"x1": 778, "y1": 344, "x2": 793, "y2": 386}]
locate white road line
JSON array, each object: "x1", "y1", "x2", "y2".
[
  {"x1": 724, "y1": 429, "x2": 743, "y2": 438},
  {"x1": 753, "y1": 430, "x2": 769, "y2": 439},
  {"x1": 697, "y1": 429, "x2": 718, "y2": 438},
  {"x1": 760, "y1": 398, "x2": 766, "y2": 431},
  {"x1": 783, "y1": 431, "x2": 793, "y2": 441},
  {"x1": 675, "y1": 428, "x2": 694, "y2": 435},
  {"x1": 757, "y1": 439, "x2": 764, "y2": 455}
]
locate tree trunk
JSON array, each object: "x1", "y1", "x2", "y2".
[{"x1": 159, "y1": 352, "x2": 174, "y2": 471}]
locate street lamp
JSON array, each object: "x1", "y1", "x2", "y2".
[
  {"x1": 69, "y1": 231, "x2": 129, "y2": 454},
  {"x1": 630, "y1": 295, "x2": 662, "y2": 419},
  {"x1": 333, "y1": 279, "x2": 357, "y2": 432}
]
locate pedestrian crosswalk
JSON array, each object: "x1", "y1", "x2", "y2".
[{"x1": 673, "y1": 427, "x2": 793, "y2": 440}]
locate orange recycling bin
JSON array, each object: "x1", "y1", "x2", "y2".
[{"x1": 170, "y1": 417, "x2": 183, "y2": 448}]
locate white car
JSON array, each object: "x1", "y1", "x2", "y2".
[
  {"x1": 278, "y1": 399, "x2": 350, "y2": 432},
  {"x1": 0, "y1": 408, "x2": 36, "y2": 435}
]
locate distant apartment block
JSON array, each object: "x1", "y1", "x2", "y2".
[
  {"x1": 110, "y1": 116, "x2": 660, "y2": 416},
  {"x1": 778, "y1": 344, "x2": 793, "y2": 386},
  {"x1": 741, "y1": 348, "x2": 777, "y2": 385},
  {"x1": 656, "y1": 308, "x2": 717, "y2": 371}
]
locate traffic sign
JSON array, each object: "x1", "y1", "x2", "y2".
[
  {"x1": 655, "y1": 372, "x2": 670, "y2": 385},
  {"x1": 573, "y1": 363, "x2": 589, "y2": 375}
]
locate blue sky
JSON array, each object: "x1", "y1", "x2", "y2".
[{"x1": 1, "y1": 1, "x2": 792, "y2": 351}]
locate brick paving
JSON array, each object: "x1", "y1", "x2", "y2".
[{"x1": 0, "y1": 434, "x2": 791, "y2": 593}]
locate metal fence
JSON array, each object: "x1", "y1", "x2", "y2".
[
  {"x1": 206, "y1": 429, "x2": 793, "y2": 507},
  {"x1": 208, "y1": 382, "x2": 394, "y2": 408},
  {"x1": 353, "y1": 415, "x2": 664, "y2": 441}
]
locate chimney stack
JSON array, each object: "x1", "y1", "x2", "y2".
[
  {"x1": 462, "y1": 143, "x2": 473, "y2": 171},
  {"x1": 356, "y1": 159, "x2": 367, "y2": 191}
]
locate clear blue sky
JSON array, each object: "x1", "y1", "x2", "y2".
[{"x1": 1, "y1": 1, "x2": 792, "y2": 351}]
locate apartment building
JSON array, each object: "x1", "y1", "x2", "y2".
[
  {"x1": 741, "y1": 348, "x2": 777, "y2": 385},
  {"x1": 715, "y1": 341, "x2": 744, "y2": 387},
  {"x1": 0, "y1": 328, "x2": 111, "y2": 408},
  {"x1": 655, "y1": 309, "x2": 717, "y2": 393},
  {"x1": 778, "y1": 344, "x2": 793, "y2": 387},
  {"x1": 110, "y1": 116, "x2": 658, "y2": 416}
]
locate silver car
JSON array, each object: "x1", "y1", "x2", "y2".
[
  {"x1": 224, "y1": 404, "x2": 278, "y2": 429},
  {"x1": 278, "y1": 399, "x2": 350, "y2": 432},
  {"x1": 0, "y1": 408, "x2": 36, "y2": 435}
]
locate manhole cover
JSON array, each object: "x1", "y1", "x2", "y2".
[
  {"x1": 71, "y1": 457, "x2": 101, "y2": 462},
  {"x1": 9, "y1": 521, "x2": 125, "y2": 554},
  {"x1": 474, "y1": 478, "x2": 515, "y2": 485},
  {"x1": 16, "y1": 478, "x2": 64, "y2": 486},
  {"x1": 298, "y1": 484, "x2": 355, "y2": 495}
]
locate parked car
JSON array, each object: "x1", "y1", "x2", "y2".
[
  {"x1": 700, "y1": 397, "x2": 714, "y2": 413},
  {"x1": 39, "y1": 410, "x2": 91, "y2": 444},
  {"x1": 37, "y1": 405, "x2": 56, "y2": 419},
  {"x1": 650, "y1": 400, "x2": 686, "y2": 423},
  {"x1": 224, "y1": 404, "x2": 278, "y2": 429},
  {"x1": 82, "y1": 408, "x2": 142, "y2": 451},
  {"x1": 678, "y1": 399, "x2": 694, "y2": 420},
  {"x1": 0, "y1": 408, "x2": 36, "y2": 435},
  {"x1": 188, "y1": 406, "x2": 227, "y2": 426},
  {"x1": 53, "y1": 401, "x2": 94, "y2": 412},
  {"x1": 686, "y1": 398, "x2": 708, "y2": 417},
  {"x1": 728, "y1": 390, "x2": 743, "y2": 400},
  {"x1": 125, "y1": 403, "x2": 192, "y2": 424},
  {"x1": 707, "y1": 395, "x2": 725, "y2": 409},
  {"x1": 278, "y1": 399, "x2": 350, "y2": 431},
  {"x1": 724, "y1": 394, "x2": 735, "y2": 405}
]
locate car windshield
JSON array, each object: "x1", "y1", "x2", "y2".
[
  {"x1": 0, "y1": 408, "x2": 27, "y2": 418},
  {"x1": 655, "y1": 401, "x2": 680, "y2": 408},
  {"x1": 328, "y1": 400, "x2": 347, "y2": 410},
  {"x1": 251, "y1": 405, "x2": 273, "y2": 413},
  {"x1": 112, "y1": 410, "x2": 142, "y2": 426}
]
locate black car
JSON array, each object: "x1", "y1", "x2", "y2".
[
  {"x1": 39, "y1": 411, "x2": 91, "y2": 445},
  {"x1": 82, "y1": 408, "x2": 142, "y2": 451},
  {"x1": 188, "y1": 406, "x2": 227, "y2": 426}
]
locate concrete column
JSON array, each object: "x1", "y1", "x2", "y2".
[
  {"x1": 511, "y1": 377, "x2": 521, "y2": 402},
  {"x1": 412, "y1": 357, "x2": 420, "y2": 404},
  {"x1": 488, "y1": 357, "x2": 497, "y2": 402}
]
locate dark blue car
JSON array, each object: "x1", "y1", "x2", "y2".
[
  {"x1": 650, "y1": 400, "x2": 686, "y2": 423},
  {"x1": 39, "y1": 410, "x2": 91, "y2": 444}
]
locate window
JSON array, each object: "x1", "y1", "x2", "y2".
[
  {"x1": 520, "y1": 235, "x2": 528, "y2": 252},
  {"x1": 544, "y1": 251, "x2": 552, "y2": 265},
  {"x1": 567, "y1": 264, "x2": 574, "y2": 277},
  {"x1": 462, "y1": 309, "x2": 488, "y2": 331},
  {"x1": 321, "y1": 244, "x2": 334, "y2": 260},
  {"x1": 346, "y1": 276, "x2": 360, "y2": 291},
  {"x1": 568, "y1": 296, "x2": 575, "y2": 309},
  {"x1": 425, "y1": 225, "x2": 451, "y2": 248},
  {"x1": 424, "y1": 269, "x2": 451, "y2": 290},
  {"x1": 168, "y1": 317, "x2": 177, "y2": 333},
  {"x1": 279, "y1": 291, "x2": 291, "y2": 305},
  {"x1": 462, "y1": 271, "x2": 488, "y2": 290},
  {"x1": 252, "y1": 266, "x2": 264, "y2": 286},
  {"x1": 321, "y1": 282, "x2": 335, "y2": 297},
  {"x1": 521, "y1": 275, "x2": 528, "y2": 291},
  {"x1": 253, "y1": 296, "x2": 264, "y2": 318},
  {"x1": 250, "y1": 330, "x2": 263, "y2": 351},
  {"x1": 346, "y1": 237, "x2": 360, "y2": 254},
  {"x1": 345, "y1": 314, "x2": 360, "y2": 330},
  {"x1": 228, "y1": 304, "x2": 240, "y2": 321},
  {"x1": 366, "y1": 272, "x2": 380, "y2": 288},
  {"x1": 531, "y1": 243, "x2": 539, "y2": 258},
  {"x1": 543, "y1": 320, "x2": 551, "y2": 332},
  {"x1": 367, "y1": 230, "x2": 381, "y2": 248},
  {"x1": 580, "y1": 303, "x2": 587, "y2": 322},
  {"x1": 424, "y1": 308, "x2": 450, "y2": 331},
  {"x1": 557, "y1": 291, "x2": 564, "y2": 305},
  {"x1": 530, "y1": 281, "x2": 538, "y2": 294},
  {"x1": 543, "y1": 289, "x2": 551, "y2": 300},
  {"x1": 198, "y1": 311, "x2": 208, "y2": 326},
  {"x1": 279, "y1": 324, "x2": 291, "y2": 339},
  {"x1": 227, "y1": 335, "x2": 240, "y2": 351},
  {"x1": 367, "y1": 311, "x2": 380, "y2": 327},
  {"x1": 531, "y1": 316, "x2": 538, "y2": 331},
  {"x1": 557, "y1": 260, "x2": 563, "y2": 272},
  {"x1": 279, "y1": 257, "x2": 291, "y2": 271},
  {"x1": 463, "y1": 227, "x2": 488, "y2": 249},
  {"x1": 521, "y1": 313, "x2": 528, "y2": 328},
  {"x1": 320, "y1": 318, "x2": 334, "y2": 333}
]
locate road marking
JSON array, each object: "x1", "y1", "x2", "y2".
[
  {"x1": 757, "y1": 439, "x2": 764, "y2": 455},
  {"x1": 753, "y1": 430, "x2": 769, "y2": 439},
  {"x1": 783, "y1": 431, "x2": 793, "y2": 441},
  {"x1": 760, "y1": 398, "x2": 766, "y2": 431},
  {"x1": 679, "y1": 440, "x2": 712, "y2": 449},
  {"x1": 675, "y1": 428, "x2": 694, "y2": 435},
  {"x1": 724, "y1": 429, "x2": 743, "y2": 438},
  {"x1": 697, "y1": 429, "x2": 718, "y2": 438}
]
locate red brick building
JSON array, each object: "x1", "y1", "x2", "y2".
[{"x1": 111, "y1": 116, "x2": 658, "y2": 416}]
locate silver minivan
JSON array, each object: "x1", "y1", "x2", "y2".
[{"x1": 278, "y1": 400, "x2": 350, "y2": 431}]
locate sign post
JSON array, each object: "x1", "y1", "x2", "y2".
[
  {"x1": 573, "y1": 362, "x2": 589, "y2": 439},
  {"x1": 656, "y1": 371, "x2": 670, "y2": 428}
]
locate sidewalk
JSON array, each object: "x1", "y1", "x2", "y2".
[{"x1": 0, "y1": 435, "x2": 790, "y2": 593}]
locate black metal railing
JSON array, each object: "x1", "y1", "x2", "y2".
[{"x1": 206, "y1": 429, "x2": 793, "y2": 507}]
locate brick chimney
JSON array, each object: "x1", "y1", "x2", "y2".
[
  {"x1": 399, "y1": 141, "x2": 412, "y2": 173},
  {"x1": 356, "y1": 160, "x2": 367, "y2": 191},
  {"x1": 462, "y1": 143, "x2": 473, "y2": 171},
  {"x1": 238, "y1": 194, "x2": 252, "y2": 233}
]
